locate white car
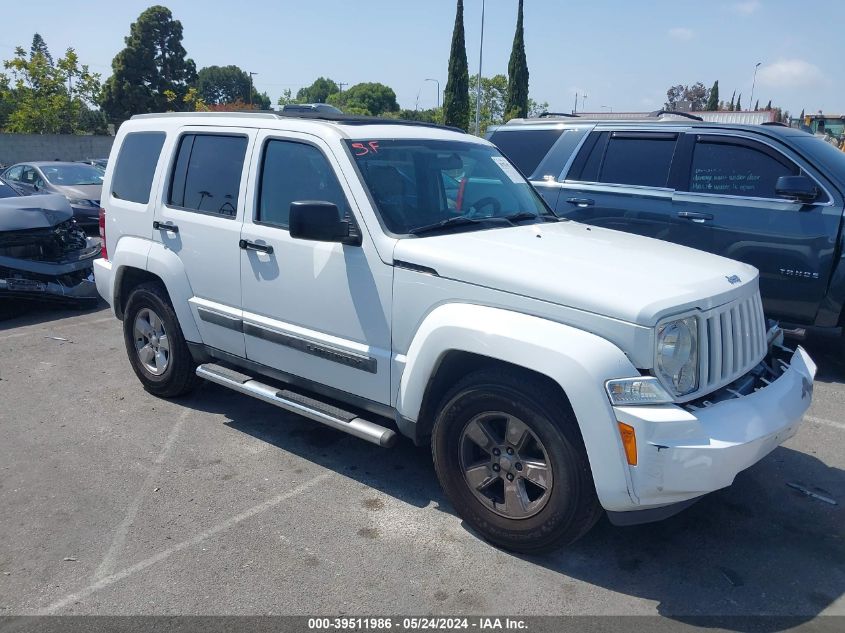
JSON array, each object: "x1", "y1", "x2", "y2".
[{"x1": 94, "y1": 111, "x2": 816, "y2": 552}]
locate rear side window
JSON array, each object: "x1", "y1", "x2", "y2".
[
  {"x1": 111, "y1": 132, "x2": 165, "y2": 204},
  {"x1": 257, "y1": 139, "x2": 349, "y2": 228},
  {"x1": 488, "y1": 128, "x2": 565, "y2": 177},
  {"x1": 689, "y1": 139, "x2": 798, "y2": 198},
  {"x1": 598, "y1": 133, "x2": 677, "y2": 187},
  {"x1": 168, "y1": 134, "x2": 247, "y2": 216}
]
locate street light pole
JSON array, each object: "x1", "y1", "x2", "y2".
[
  {"x1": 750, "y1": 62, "x2": 762, "y2": 112},
  {"x1": 474, "y1": 0, "x2": 485, "y2": 135},
  {"x1": 425, "y1": 78, "x2": 440, "y2": 109},
  {"x1": 248, "y1": 71, "x2": 258, "y2": 107}
]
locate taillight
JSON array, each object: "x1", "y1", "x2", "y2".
[{"x1": 98, "y1": 207, "x2": 108, "y2": 260}]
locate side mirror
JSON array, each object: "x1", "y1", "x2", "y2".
[
  {"x1": 288, "y1": 201, "x2": 359, "y2": 245},
  {"x1": 775, "y1": 175, "x2": 817, "y2": 204}
]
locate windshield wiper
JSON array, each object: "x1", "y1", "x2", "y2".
[
  {"x1": 409, "y1": 215, "x2": 509, "y2": 236},
  {"x1": 500, "y1": 211, "x2": 562, "y2": 224}
]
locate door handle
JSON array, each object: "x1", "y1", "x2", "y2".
[
  {"x1": 676, "y1": 211, "x2": 713, "y2": 223},
  {"x1": 153, "y1": 220, "x2": 179, "y2": 233},
  {"x1": 566, "y1": 197, "x2": 595, "y2": 208},
  {"x1": 239, "y1": 239, "x2": 274, "y2": 254}
]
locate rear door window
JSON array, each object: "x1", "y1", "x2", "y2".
[
  {"x1": 598, "y1": 133, "x2": 678, "y2": 188},
  {"x1": 488, "y1": 128, "x2": 565, "y2": 177},
  {"x1": 112, "y1": 132, "x2": 166, "y2": 204},
  {"x1": 688, "y1": 137, "x2": 799, "y2": 198},
  {"x1": 3, "y1": 166, "x2": 23, "y2": 182},
  {"x1": 168, "y1": 133, "x2": 248, "y2": 217}
]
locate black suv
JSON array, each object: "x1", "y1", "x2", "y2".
[{"x1": 489, "y1": 114, "x2": 845, "y2": 337}]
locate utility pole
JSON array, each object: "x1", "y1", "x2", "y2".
[
  {"x1": 749, "y1": 62, "x2": 762, "y2": 115},
  {"x1": 338, "y1": 82, "x2": 348, "y2": 93},
  {"x1": 582, "y1": 94, "x2": 588, "y2": 113},
  {"x1": 474, "y1": 0, "x2": 485, "y2": 135},
  {"x1": 426, "y1": 78, "x2": 441, "y2": 109},
  {"x1": 573, "y1": 92, "x2": 578, "y2": 114},
  {"x1": 248, "y1": 71, "x2": 258, "y2": 107}
]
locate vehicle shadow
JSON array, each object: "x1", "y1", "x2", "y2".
[
  {"x1": 185, "y1": 382, "x2": 844, "y2": 627},
  {"x1": 799, "y1": 336, "x2": 845, "y2": 384},
  {"x1": 0, "y1": 298, "x2": 105, "y2": 330}
]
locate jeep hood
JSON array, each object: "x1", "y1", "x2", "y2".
[{"x1": 392, "y1": 221, "x2": 758, "y2": 326}]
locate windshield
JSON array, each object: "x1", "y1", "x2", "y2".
[
  {"x1": 346, "y1": 139, "x2": 553, "y2": 235},
  {"x1": 40, "y1": 163, "x2": 104, "y2": 186}
]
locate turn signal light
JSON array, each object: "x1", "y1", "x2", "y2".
[{"x1": 618, "y1": 422, "x2": 637, "y2": 466}]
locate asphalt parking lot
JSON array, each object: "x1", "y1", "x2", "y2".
[{"x1": 0, "y1": 302, "x2": 843, "y2": 623}]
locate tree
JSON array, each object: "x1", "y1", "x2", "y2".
[
  {"x1": 195, "y1": 65, "x2": 269, "y2": 109},
  {"x1": 765, "y1": 99, "x2": 772, "y2": 111},
  {"x1": 444, "y1": 0, "x2": 470, "y2": 131},
  {"x1": 296, "y1": 77, "x2": 339, "y2": 104},
  {"x1": 30, "y1": 33, "x2": 53, "y2": 67},
  {"x1": 277, "y1": 89, "x2": 296, "y2": 107},
  {"x1": 736, "y1": 93, "x2": 742, "y2": 111},
  {"x1": 754, "y1": 99, "x2": 759, "y2": 111},
  {"x1": 664, "y1": 82, "x2": 708, "y2": 111},
  {"x1": 729, "y1": 90, "x2": 735, "y2": 111},
  {"x1": 468, "y1": 74, "x2": 507, "y2": 135},
  {"x1": 328, "y1": 82, "x2": 398, "y2": 116},
  {"x1": 100, "y1": 6, "x2": 197, "y2": 124},
  {"x1": 3, "y1": 45, "x2": 101, "y2": 134},
  {"x1": 505, "y1": 0, "x2": 529, "y2": 121},
  {"x1": 800, "y1": 108, "x2": 805, "y2": 122},
  {"x1": 706, "y1": 80, "x2": 719, "y2": 111}
]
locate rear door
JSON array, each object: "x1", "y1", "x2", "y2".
[
  {"x1": 556, "y1": 131, "x2": 681, "y2": 241},
  {"x1": 153, "y1": 127, "x2": 257, "y2": 357},
  {"x1": 670, "y1": 132, "x2": 841, "y2": 323}
]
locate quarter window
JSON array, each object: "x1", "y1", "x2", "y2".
[
  {"x1": 257, "y1": 140, "x2": 349, "y2": 228},
  {"x1": 689, "y1": 139, "x2": 798, "y2": 198},
  {"x1": 112, "y1": 132, "x2": 165, "y2": 204},
  {"x1": 598, "y1": 134, "x2": 677, "y2": 187},
  {"x1": 168, "y1": 134, "x2": 247, "y2": 216}
]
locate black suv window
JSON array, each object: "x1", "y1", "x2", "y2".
[
  {"x1": 112, "y1": 132, "x2": 165, "y2": 204},
  {"x1": 168, "y1": 134, "x2": 247, "y2": 216},
  {"x1": 598, "y1": 133, "x2": 678, "y2": 187},
  {"x1": 488, "y1": 128, "x2": 565, "y2": 177},
  {"x1": 257, "y1": 140, "x2": 349, "y2": 228},
  {"x1": 689, "y1": 137, "x2": 798, "y2": 198}
]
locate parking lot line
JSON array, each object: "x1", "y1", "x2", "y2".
[
  {"x1": 805, "y1": 414, "x2": 845, "y2": 431},
  {"x1": 37, "y1": 470, "x2": 334, "y2": 615},
  {"x1": 93, "y1": 407, "x2": 192, "y2": 581},
  {"x1": 0, "y1": 316, "x2": 115, "y2": 341}
]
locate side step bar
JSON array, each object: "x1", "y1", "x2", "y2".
[{"x1": 196, "y1": 363, "x2": 397, "y2": 448}]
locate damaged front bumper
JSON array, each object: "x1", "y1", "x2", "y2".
[
  {"x1": 608, "y1": 343, "x2": 816, "y2": 524},
  {"x1": 0, "y1": 240, "x2": 100, "y2": 302}
]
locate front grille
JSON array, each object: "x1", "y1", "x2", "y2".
[{"x1": 699, "y1": 292, "x2": 767, "y2": 394}]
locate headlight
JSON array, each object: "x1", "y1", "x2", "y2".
[
  {"x1": 606, "y1": 377, "x2": 673, "y2": 405},
  {"x1": 68, "y1": 197, "x2": 96, "y2": 207},
  {"x1": 656, "y1": 316, "x2": 699, "y2": 396}
]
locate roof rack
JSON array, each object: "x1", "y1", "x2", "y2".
[
  {"x1": 648, "y1": 109, "x2": 704, "y2": 121},
  {"x1": 538, "y1": 111, "x2": 580, "y2": 118},
  {"x1": 131, "y1": 110, "x2": 463, "y2": 132},
  {"x1": 274, "y1": 111, "x2": 463, "y2": 132}
]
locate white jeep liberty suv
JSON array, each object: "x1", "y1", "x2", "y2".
[{"x1": 94, "y1": 111, "x2": 816, "y2": 552}]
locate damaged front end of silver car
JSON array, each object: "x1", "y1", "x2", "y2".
[{"x1": 0, "y1": 195, "x2": 100, "y2": 304}]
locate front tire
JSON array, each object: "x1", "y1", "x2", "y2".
[
  {"x1": 432, "y1": 368, "x2": 601, "y2": 553},
  {"x1": 122, "y1": 281, "x2": 199, "y2": 398}
]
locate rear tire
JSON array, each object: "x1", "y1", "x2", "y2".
[
  {"x1": 122, "y1": 281, "x2": 199, "y2": 398},
  {"x1": 432, "y1": 368, "x2": 601, "y2": 553}
]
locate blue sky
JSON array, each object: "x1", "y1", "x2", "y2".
[{"x1": 2, "y1": 0, "x2": 842, "y2": 117}]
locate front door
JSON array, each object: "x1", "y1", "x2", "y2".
[
  {"x1": 238, "y1": 131, "x2": 392, "y2": 405},
  {"x1": 153, "y1": 127, "x2": 257, "y2": 357},
  {"x1": 670, "y1": 133, "x2": 842, "y2": 324}
]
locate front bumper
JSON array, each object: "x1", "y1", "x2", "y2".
[{"x1": 610, "y1": 345, "x2": 816, "y2": 515}]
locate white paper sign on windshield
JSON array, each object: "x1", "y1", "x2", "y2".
[{"x1": 491, "y1": 156, "x2": 524, "y2": 184}]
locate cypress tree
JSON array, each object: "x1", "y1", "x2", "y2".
[
  {"x1": 30, "y1": 33, "x2": 53, "y2": 66},
  {"x1": 444, "y1": 0, "x2": 470, "y2": 131},
  {"x1": 505, "y1": 0, "x2": 529, "y2": 120},
  {"x1": 754, "y1": 99, "x2": 759, "y2": 111},
  {"x1": 736, "y1": 93, "x2": 742, "y2": 111},
  {"x1": 705, "y1": 80, "x2": 719, "y2": 111},
  {"x1": 729, "y1": 90, "x2": 735, "y2": 111},
  {"x1": 765, "y1": 99, "x2": 772, "y2": 111}
]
